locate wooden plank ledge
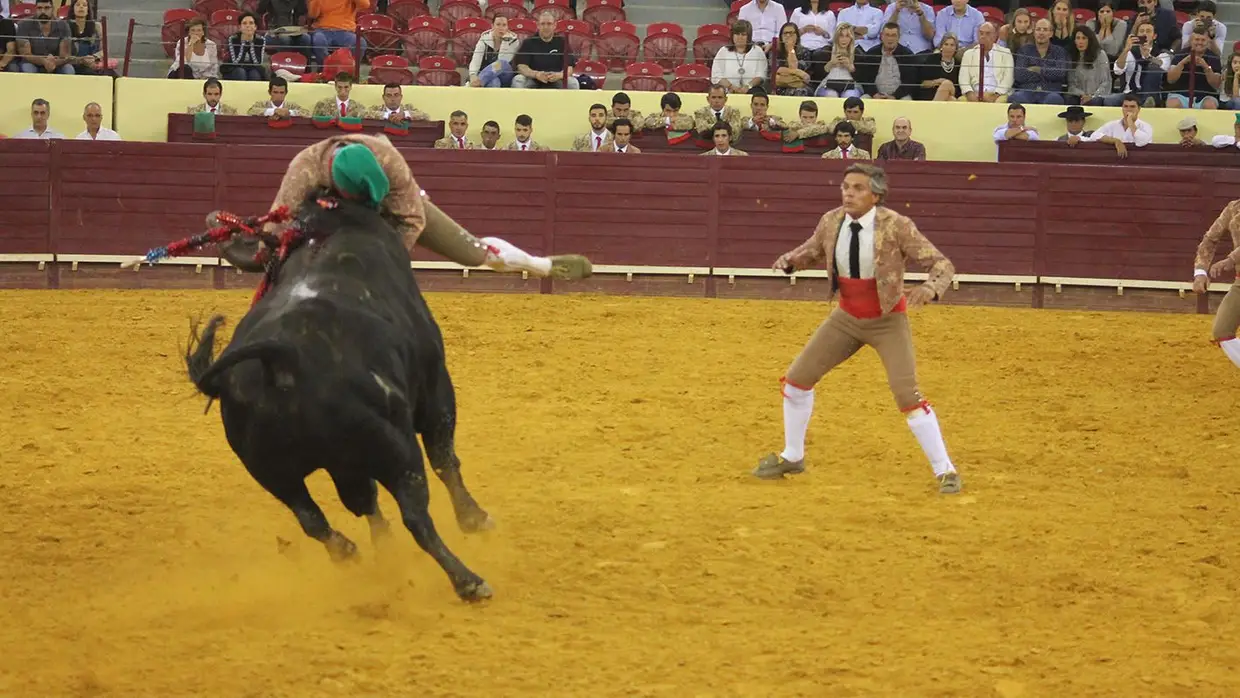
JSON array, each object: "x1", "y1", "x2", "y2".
[
  {"x1": 0, "y1": 253, "x2": 54, "y2": 270},
  {"x1": 58, "y1": 254, "x2": 219, "y2": 273}
]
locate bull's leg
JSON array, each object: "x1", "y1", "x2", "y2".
[
  {"x1": 419, "y1": 365, "x2": 494, "y2": 534},
  {"x1": 329, "y1": 470, "x2": 391, "y2": 545},
  {"x1": 265, "y1": 478, "x2": 359, "y2": 563}
]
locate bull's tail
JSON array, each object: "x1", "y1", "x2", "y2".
[{"x1": 185, "y1": 315, "x2": 300, "y2": 412}]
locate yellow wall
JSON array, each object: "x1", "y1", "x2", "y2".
[
  {"x1": 0, "y1": 73, "x2": 115, "y2": 139},
  {"x1": 4, "y1": 72, "x2": 1239, "y2": 160}
]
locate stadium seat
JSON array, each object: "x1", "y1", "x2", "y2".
[
  {"x1": 451, "y1": 17, "x2": 490, "y2": 64},
  {"x1": 642, "y1": 26, "x2": 687, "y2": 70},
  {"x1": 827, "y1": 2, "x2": 849, "y2": 12},
  {"x1": 269, "y1": 51, "x2": 308, "y2": 76},
  {"x1": 692, "y1": 24, "x2": 728, "y2": 66},
  {"x1": 359, "y1": 13, "x2": 401, "y2": 57},
  {"x1": 558, "y1": 19, "x2": 596, "y2": 62},
  {"x1": 386, "y1": 0, "x2": 432, "y2": 29},
  {"x1": 486, "y1": 0, "x2": 531, "y2": 21},
  {"x1": 621, "y1": 61, "x2": 668, "y2": 92},
  {"x1": 581, "y1": 0, "x2": 626, "y2": 30},
  {"x1": 416, "y1": 55, "x2": 462, "y2": 85},
  {"x1": 596, "y1": 20, "x2": 639, "y2": 69},
  {"x1": 669, "y1": 62, "x2": 710, "y2": 92},
  {"x1": 1174, "y1": 10, "x2": 1190, "y2": 24},
  {"x1": 240, "y1": 0, "x2": 259, "y2": 14},
  {"x1": 977, "y1": 6, "x2": 1005, "y2": 23},
  {"x1": 161, "y1": 8, "x2": 202, "y2": 58},
  {"x1": 696, "y1": 22, "x2": 728, "y2": 39},
  {"x1": 192, "y1": 0, "x2": 236, "y2": 17},
  {"x1": 57, "y1": 4, "x2": 70, "y2": 18},
  {"x1": 402, "y1": 16, "x2": 450, "y2": 61},
  {"x1": 533, "y1": 0, "x2": 575, "y2": 22},
  {"x1": 9, "y1": 3, "x2": 35, "y2": 18},
  {"x1": 1073, "y1": 8, "x2": 1095, "y2": 23},
  {"x1": 1113, "y1": 9, "x2": 1136, "y2": 21},
  {"x1": 439, "y1": 0, "x2": 483, "y2": 26},
  {"x1": 575, "y1": 59, "x2": 608, "y2": 79},
  {"x1": 1026, "y1": 6, "x2": 1047, "y2": 20},
  {"x1": 368, "y1": 54, "x2": 414, "y2": 84},
  {"x1": 208, "y1": 9, "x2": 241, "y2": 47},
  {"x1": 507, "y1": 16, "x2": 538, "y2": 39}
]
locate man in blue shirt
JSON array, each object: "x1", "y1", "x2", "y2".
[
  {"x1": 1011, "y1": 18, "x2": 1068, "y2": 105},
  {"x1": 933, "y1": 0, "x2": 984, "y2": 50}
]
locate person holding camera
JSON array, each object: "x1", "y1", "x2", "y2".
[
  {"x1": 1108, "y1": 20, "x2": 1169, "y2": 107},
  {"x1": 1165, "y1": 27, "x2": 1222, "y2": 109},
  {"x1": 1180, "y1": 0, "x2": 1225, "y2": 56}
]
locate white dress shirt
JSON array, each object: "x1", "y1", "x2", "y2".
[
  {"x1": 836, "y1": 2, "x2": 884, "y2": 51},
  {"x1": 708, "y1": 148, "x2": 736, "y2": 155},
  {"x1": 262, "y1": 101, "x2": 301, "y2": 116},
  {"x1": 613, "y1": 144, "x2": 631, "y2": 153},
  {"x1": 336, "y1": 98, "x2": 352, "y2": 116},
  {"x1": 737, "y1": 0, "x2": 788, "y2": 44},
  {"x1": 514, "y1": 139, "x2": 531, "y2": 150},
  {"x1": 992, "y1": 124, "x2": 1039, "y2": 141},
  {"x1": 836, "y1": 206, "x2": 877, "y2": 279},
  {"x1": 13, "y1": 127, "x2": 64, "y2": 139},
  {"x1": 1086, "y1": 118, "x2": 1154, "y2": 146},
  {"x1": 379, "y1": 107, "x2": 413, "y2": 119},
  {"x1": 790, "y1": 8, "x2": 835, "y2": 51},
  {"x1": 75, "y1": 127, "x2": 122, "y2": 140},
  {"x1": 588, "y1": 129, "x2": 608, "y2": 151}
]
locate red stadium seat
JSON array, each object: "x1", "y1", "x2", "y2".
[
  {"x1": 977, "y1": 6, "x2": 1005, "y2": 23},
  {"x1": 416, "y1": 55, "x2": 462, "y2": 85},
  {"x1": 439, "y1": 0, "x2": 483, "y2": 25},
  {"x1": 647, "y1": 21, "x2": 683, "y2": 36},
  {"x1": 269, "y1": 51, "x2": 308, "y2": 76},
  {"x1": 1073, "y1": 8, "x2": 1095, "y2": 23},
  {"x1": 696, "y1": 22, "x2": 728, "y2": 39},
  {"x1": 208, "y1": 9, "x2": 241, "y2": 47},
  {"x1": 642, "y1": 27, "x2": 687, "y2": 70},
  {"x1": 1174, "y1": 10, "x2": 1190, "y2": 24},
  {"x1": 451, "y1": 17, "x2": 490, "y2": 64},
  {"x1": 692, "y1": 25, "x2": 729, "y2": 66},
  {"x1": 730, "y1": 0, "x2": 746, "y2": 14},
  {"x1": 386, "y1": 0, "x2": 431, "y2": 29},
  {"x1": 507, "y1": 16, "x2": 538, "y2": 39},
  {"x1": 596, "y1": 21, "x2": 639, "y2": 69},
  {"x1": 9, "y1": 3, "x2": 35, "y2": 18},
  {"x1": 358, "y1": 13, "x2": 401, "y2": 57},
  {"x1": 621, "y1": 61, "x2": 667, "y2": 91},
  {"x1": 57, "y1": 4, "x2": 70, "y2": 18},
  {"x1": 486, "y1": 0, "x2": 531, "y2": 21},
  {"x1": 575, "y1": 59, "x2": 609, "y2": 77},
  {"x1": 402, "y1": 15, "x2": 450, "y2": 61},
  {"x1": 669, "y1": 61, "x2": 710, "y2": 92},
  {"x1": 161, "y1": 9, "x2": 202, "y2": 58},
  {"x1": 827, "y1": 2, "x2": 849, "y2": 12},
  {"x1": 368, "y1": 54, "x2": 414, "y2": 84},
  {"x1": 192, "y1": 0, "x2": 236, "y2": 17},
  {"x1": 1026, "y1": 6, "x2": 1047, "y2": 20},
  {"x1": 1113, "y1": 9, "x2": 1136, "y2": 21},
  {"x1": 558, "y1": 19, "x2": 596, "y2": 62},
  {"x1": 581, "y1": 0, "x2": 625, "y2": 30},
  {"x1": 533, "y1": 0, "x2": 575, "y2": 21}
]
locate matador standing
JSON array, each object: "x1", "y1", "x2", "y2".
[
  {"x1": 753, "y1": 164, "x2": 963, "y2": 494},
  {"x1": 217, "y1": 133, "x2": 591, "y2": 280},
  {"x1": 1193, "y1": 199, "x2": 1240, "y2": 366}
]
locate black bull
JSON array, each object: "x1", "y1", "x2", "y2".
[{"x1": 185, "y1": 194, "x2": 493, "y2": 602}]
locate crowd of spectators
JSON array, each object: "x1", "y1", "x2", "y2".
[{"x1": 1, "y1": 0, "x2": 108, "y2": 75}]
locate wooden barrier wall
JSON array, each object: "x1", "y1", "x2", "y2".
[{"x1": 1, "y1": 140, "x2": 1236, "y2": 313}]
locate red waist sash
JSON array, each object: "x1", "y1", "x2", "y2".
[{"x1": 837, "y1": 277, "x2": 905, "y2": 319}]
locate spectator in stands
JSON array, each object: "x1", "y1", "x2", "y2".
[
  {"x1": 258, "y1": 0, "x2": 311, "y2": 59},
  {"x1": 713, "y1": 20, "x2": 768, "y2": 94},
  {"x1": 247, "y1": 76, "x2": 305, "y2": 117},
  {"x1": 186, "y1": 78, "x2": 237, "y2": 114},
  {"x1": 367, "y1": 84, "x2": 428, "y2": 121},
  {"x1": 875, "y1": 116, "x2": 925, "y2": 160},
  {"x1": 1165, "y1": 27, "x2": 1222, "y2": 108},
  {"x1": 0, "y1": 12, "x2": 17, "y2": 73},
  {"x1": 507, "y1": 114, "x2": 549, "y2": 151},
  {"x1": 607, "y1": 118, "x2": 640, "y2": 153},
  {"x1": 65, "y1": 0, "x2": 102, "y2": 75},
  {"x1": 12, "y1": 98, "x2": 63, "y2": 138},
  {"x1": 789, "y1": 0, "x2": 834, "y2": 53},
  {"x1": 822, "y1": 121, "x2": 871, "y2": 159},
  {"x1": 572, "y1": 103, "x2": 612, "y2": 151},
  {"x1": 1181, "y1": 0, "x2": 1225, "y2": 56},
  {"x1": 1048, "y1": 0, "x2": 1073, "y2": 52},
  {"x1": 643, "y1": 92, "x2": 695, "y2": 131},
  {"x1": 745, "y1": 88, "x2": 786, "y2": 130},
  {"x1": 782, "y1": 99, "x2": 830, "y2": 141},
  {"x1": 774, "y1": 22, "x2": 813, "y2": 96},
  {"x1": 829, "y1": 96, "x2": 876, "y2": 135},
  {"x1": 1209, "y1": 113, "x2": 1240, "y2": 147},
  {"x1": 513, "y1": 12, "x2": 578, "y2": 89},
  {"x1": 434, "y1": 110, "x2": 473, "y2": 148},
  {"x1": 1067, "y1": 26, "x2": 1112, "y2": 106},
  {"x1": 960, "y1": 22, "x2": 1012, "y2": 101},
  {"x1": 1085, "y1": 1, "x2": 1127, "y2": 62},
  {"x1": 1011, "y1": 18, "x2": 1068, "y2": 105},
  {"x1": 608, "y1": 93, "x2": 642, "y2": 129},
  {"x1": 999, "y1": 9, "x2": 1032, "y2": 52},
  {"x1": 837, "y1": 0, "x2": 883, "y2": 51},
  {"x1": 1135, "y1": 0, "x2": 1179, "y2": 54},
  {"x1": 308, "y1": 0, "x2": 369, "y2": 70},
  {"x1": 15, "y1": 0, "x2": 72, "y2": 74},
  {"x1": 169, "y1": 18, "x2": 219, "y2": 79},
  {"x1": 312, "y1": 71, "x2": 367, "y2": 117},
  {"x1": 477, "y1": 120, "x2": 501, "y2": 150},
  {"x1": 992, "y1": 102, "x2": 1038, "y2": 142},
  {"x1": 815, "y1": 23, "x2": 862, "y2": 97},
  {"x1": 694, "y1": 84, "x2": 746, "y2": 139},
  {"x1": 934, "y1": 0, "x2": 982, "y2": 50},
  {"x1": 700, "y1": 121, "x2": 747, "y2": 156},
  {"x1": 1078, "y1": 92, "x2": 1152, "y2": 156},
  {"x1": 1055, "y1": 105, "x2": 1092, "y2": 140},
  {"x1": 918, "y1": 33, "x2": 960, "y2": 100},
  {"x1": 76, "y1": 101, "x2": 120, "y2": 140},
  {"x1": 737, "y1": 0, "x2": 786, "y2": 46},
  {"x1": 1177, "y1": 116, "x2": 1207, "y2": 146},
  {"x1": 857, "y1": 22, "x2": 918, "y2": 99},
  {"x1": 468, "y1": 14, "x2": 517, "y2": 88},
  {"x1": 224, "y1": 12, "x2": 267, "y2": 81},
  {"x1": 1219, "y1": 46, "x2": 1240, "y2": 108},
  {"x1": 881, "y1": 0, "x2": 934, "y2": 55},
  {"x1": 1109, "y1": 20, "x2": 1168, "y2": 106}
]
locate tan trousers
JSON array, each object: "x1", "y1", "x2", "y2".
[
  {"x1": 785, "y1": 308, "x2": 925, "y2": 411},
  {"x1": 1214, "y1": 281, "x2": 1240, "y2": 340}
]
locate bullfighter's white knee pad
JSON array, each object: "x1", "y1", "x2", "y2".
[{"x1": 478, "y1": 236, "x2": 552, "y2": 276}]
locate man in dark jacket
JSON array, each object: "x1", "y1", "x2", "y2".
[
  {"x1": 854, "y1": 23, "x2": 920, "y2": 99},
  {"x1": 257, "y1": 0, "x2": 310, "y2": 57}
]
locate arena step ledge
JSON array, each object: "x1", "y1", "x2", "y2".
[
  {"x1": 59, "y1": 254, "x2": 219, "y2": 273},
  {"x1": 0, "y1": 253, "x2": 54, "y2": 271},
  {"x1": 712, "y1": 268, "x2": 1036, "y2": 290},
  {"x1": 1039, "y1": 276, "x2": 1197, "y2": 298}
]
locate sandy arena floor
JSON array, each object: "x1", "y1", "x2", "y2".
[{"x1": 1, "y1": 290, "x2": 1238, "y2": 697}]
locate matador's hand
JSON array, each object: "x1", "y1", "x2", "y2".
[
  {"x1": 1193, "y1": 274, "x2": 1210, "y2": 295},
  {"x1": 906, "y1": 285, "x2": 936, "y2": 307},
  {"x1": 1209, "y1": 257, "x2": 1235, "y2": 279},
  {"x1": 772, "y1": 254, "x2": 794, "y2": 273}
]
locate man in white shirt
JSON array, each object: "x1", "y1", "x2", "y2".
[
  {"x1": 837, "y1": 0, "x2": 884, "y2": 52},
  {"x1": 737, "y1": 0, "x2": 787, "y2": 47},
  {"x1": 246, "y1": 77, "x2": 306, "y2": 118},
  {"x1": 992, "y1": 102, "x2": 1038, "y2": 142},
  {"x1": 1210, "y1": 113, "x2": 1240, "y2": 148},
  {"x1": 476, "y1": 120, "x2": 502, "y2": 151},
  {"x1": 1180, "y1": 0, "x2": 1226, "y2": 55},
  {"x1": 1078, "y1": 93, "x2": 1154, "y2": 158},
  {"x1": 881, "y1": 0, "x2": 935, "y2": 54},
  {"x1": 504, "y1": 113, "x2": 549, "y2": 151},
  {"x1": 959, "y1": 22, "x2": 1013, "y2": 102},
  {"x1": 75, "y1": 102, "x2": 121, "y2": 141},
  {"x1": 12, "y1": 98, "x2": 64, "y2": 139}
]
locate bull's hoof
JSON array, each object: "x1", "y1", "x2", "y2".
[
  {"x1": 458, "y1": 580, "x2": 493, "y2": 603},
  {"x1": 458, "y1": 510, "x2": 496, "y2": 534},
  {"x1": 326, "y1": 532, "x2": 360, "y2": 563}
]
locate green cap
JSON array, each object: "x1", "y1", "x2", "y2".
[
  {"x1": 193, "y1": 111, "x2": 216, "y2": 135},
  {"x1": 1234, "y1": 112, "x2": 1240, "y2": 124},
  {"x1": 330, "y1": 143, "x2": 390, "y2": 207}
]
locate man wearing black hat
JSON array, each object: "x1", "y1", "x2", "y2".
[{"x1": 1055, "y1": 105, "x2": 1094, "y2": 141}]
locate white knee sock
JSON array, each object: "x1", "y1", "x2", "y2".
[
  {"x1": 780, "y1": 383, "x2": 814, "y2": 462},
  {"x1": 1219, "y1": 338, "x2": 1240, "y2": 369},
  {"x1": 478, "y1": 236, "x2": 552, "y2": 276},
  {"x1": 906, "y1": 406, "x2": 956, "y2": 477}
]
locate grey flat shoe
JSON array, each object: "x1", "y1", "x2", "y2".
[
  {"x1": 753, "y1": 453, "x2": 805, "y2": 480},
  {"x1": 937, "y1": 472, "x2": 962, "y2": 494},
  {"x1": 548, "y1": 254, "x2": 592, "y2": 280}
]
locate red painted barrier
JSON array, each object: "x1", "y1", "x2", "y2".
[{"x1": 999, "y1": 139, "x2": 1240, "y2": 167}]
